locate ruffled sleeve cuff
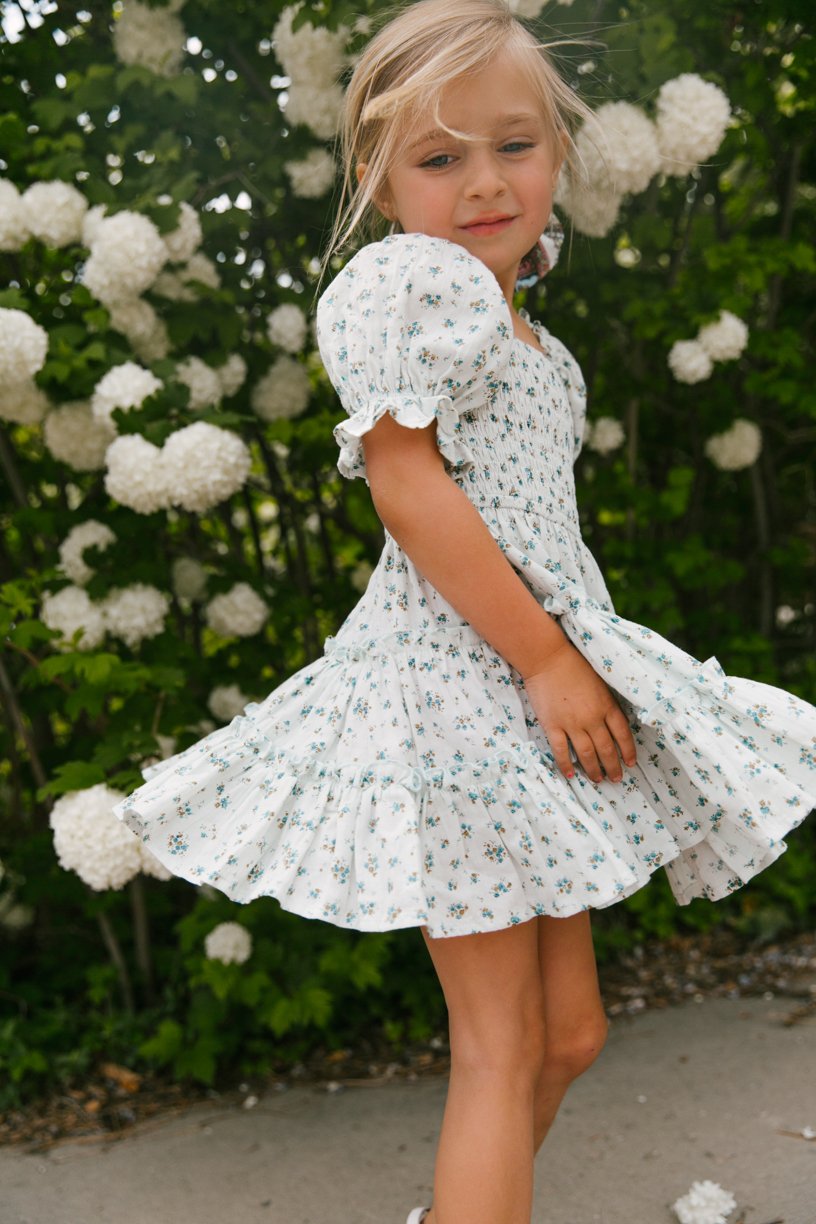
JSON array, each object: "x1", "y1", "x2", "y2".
[{"x1": 332, "y1": 392, "x2": 475, "y2": 484}]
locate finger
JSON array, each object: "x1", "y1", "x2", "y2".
[
  {"x1": 569, "y1": 729, "x2": 604, "y2": 784},
  {"x1": 543, "y1": 726, "x2": 575, "y2": 779},
  {"x1": 604, "y1": 706, "x2": 638, "y2": 766},
  {"x1": 590, "y1": 726, "x2": 625, "y2": 783}
]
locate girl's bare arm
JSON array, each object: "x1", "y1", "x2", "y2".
[{"x1": 361, "y1": 413, "x2": 637, "y2": 782}]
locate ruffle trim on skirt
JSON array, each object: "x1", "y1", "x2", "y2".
[{"x1": 112, "y1": 601, "x2": 815, "y2": 936}]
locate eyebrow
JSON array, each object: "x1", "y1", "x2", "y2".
[{"x1": 406, "y1": 112, "x2": 542, "y2": 154}]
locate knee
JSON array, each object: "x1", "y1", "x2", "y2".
[
  {"x1": 450, "y1": 1013, "x2": 548, "y2": 1082},
  {"x1": 544, "y1": 1012, "x2": 609, "y2": 1079}
]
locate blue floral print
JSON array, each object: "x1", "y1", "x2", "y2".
[{"x1": 112, "y1": 232, "x2": 816, "y2": 939}]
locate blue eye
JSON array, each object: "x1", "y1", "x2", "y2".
[{"x1": 420, "y1": 141, "x2": 535, "y2": 168}]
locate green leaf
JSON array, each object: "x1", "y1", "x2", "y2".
[
  {"x1": 37, "y1": 760, "x2": 106, "y2": 800},
  {"x1": 70, "y1": 63, "x2": 116, "y2": 110},
  {"x1": 139, "y1": 1018, "x2": 184, "y2": 1066},
  {"x1": 0, "y1": 112, "x2": 27, "y2": 154},
  {"x1": 30, "y1": 97, "x2": 73, "y2": 131},
  {"x1": 174, "y1": 1040, "x2": 217, "y2": 1084}
]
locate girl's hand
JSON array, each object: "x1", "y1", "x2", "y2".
[{"x1": 523, "y1": 640, "x2": 638, "y2": 783}]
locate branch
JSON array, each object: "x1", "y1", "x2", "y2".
[
  {"x1": 240, "y1": 483, "x2": 271, "y2": 581},
  {"x1": 308, "y1": 468, "x2": 338, "y2": 584},
  {"x1": 750, "y1": 461, "x2": 773, "y2": 638},
  {"x1": 0, "y1": 654, "x2": 51, "y2": 792},
  {"x1": 0, "y1": 423, "x2": 30, "y2": 510},
  {"x1": 3, "y1": 639, "x2": 73, "y2": 693},
  {"x1": 225, "y1": 38, "x2": 275, "y2": 109},
  {"x1": 129, "y1": 875, "x2": 156, "y2": 1006},
  {"x1": 766, "y1": 139, "x2": 805, "y2": 331},
  {"x1": 666, "y1": 171, "x2": 708, "y2": 291},
  {"x1": 95, "y1": 905, "x2": 134, "y2": 1014}
]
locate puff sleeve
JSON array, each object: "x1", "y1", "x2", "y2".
[{"x1": 315, "y1": 232, "x2": 514, "y2": 485}]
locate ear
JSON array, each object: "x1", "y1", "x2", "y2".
[{"x1": 356, "y1": 160, "x2": 396, "y2": 221}]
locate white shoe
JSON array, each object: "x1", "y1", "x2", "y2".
[{"x1": 405, "y1": 1209, "x2": 431, "y2": 1224}]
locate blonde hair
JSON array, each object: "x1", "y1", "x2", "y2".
[{"x1": 314, "y1": 0, "x2": 601, "y2": 298}]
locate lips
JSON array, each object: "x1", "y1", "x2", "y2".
[{"x1": 463, "y1": 214, "x2": 515, "y2": 227}]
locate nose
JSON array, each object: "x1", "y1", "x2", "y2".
[{"x1": 463, "y1": 144, "x2": 510, "y2": 200}]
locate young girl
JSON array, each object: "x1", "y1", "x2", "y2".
[{"x1": 114, "y1": 3, "x2": 816, "y2": 1221}]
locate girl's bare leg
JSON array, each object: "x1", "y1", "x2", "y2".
[
  {"x1": 531, "y1": 909, "x2": 609, "y2": 1152},
  {"x1": 421, "y1": 910, "x2": 608, "y2": 1224},
  {"x1": 420, "y1": 916, "x2": 546, "y2": 1224}
]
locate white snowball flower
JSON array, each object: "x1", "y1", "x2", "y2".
[
  {"x1": 0, "y1": 308, "x2": 49, "y2": 383},
  {"x1": 614, "y1": 246, "x2": 640, "y2": 268},
  {"x1": 181, "y1": 251, "x2": 220, "y2": 290},
  {"x1": 107, "y1": 297, "x2": 170, "y2": 362},
  {"x1": 267, "y1": 303, "x2": 309, "y2": 353},
  {"x1": 50, "y1": 783, "x2": 144, "y2": 891},
  {"x1": 151, "y1": 253, "x2": 220, "y2": 301},
  {"x1": 58, "y1": 520, "x2": 117, "y2": 586},
  {"x1": 104, "y1": 434, "x2": 171, "y2": 513},
  {"x1": 176, "y1": 355, "x2": 223, "y2": 411},
  {"x1": 112, "y1": 0, "x2": 187, "y2": 77},
  {"x1": 21, "y1": 180, "x2": 88, "y2": 247},
  {"x1": 82, "y1": 210, "x2": 169, "y2": 303},
  {"x1": 284, "y1": 82, "x2": 345, "y2": 140},
  {"x1": 43, "y1": 401, "x2": 116, "y2": 470},
  {"x1": 668, "y1": 338, "x2": 713, "y2": 384},
  {"x1": 91, "y1": 361, "x2": 163, "y2": 428},
  {"x1": 171, "y1": 556, "x2": 208, "y2": 601},
  {"x1": 216, "y1": 353, "x2": 248, "y2": 398},
  {"x1": 101, "y1": 583, "x2": 171, "y2": 648},
  {"x1": 208, "y1": 683, "x2": 251, "y2": 722},
  {"x1": 204, "y1": 921, "x2": 253, "y2": 965},
  {"x1": 508, "y1": 0, "x2": 548, "y2": 14},
  {"x1": 273, "y1": 5, "x2": 348, "y2": 84},
  {"x1": 0, "y1": 178, "x2": 30, "y2": 250},
  {"x1": 284, "y1": 148, "x2": 337, "y2": 199},
  {"x1": 81, "y1": 202, "x2": 109, "y2": 247},
  {"x1": 41, "y1": 586, "x2": 106, "y2": 652},
  {"x1": 204, "y1": 582, "x2": 268, "y2": 638},
  {"x1": 139, "y1": 845, "x2": 174, "y2": 881},
  {"x1": 553, "y1": 173, "x2": 622, "y2": 238},
  {"x1": 704, "y1": 418, "x2": 762, "y2": 471},
  {"x1": 162, "y1": 421, "x2": 252, "y2": 513},
  {"x1": 0, "y1": 379, "x2": 50, "y2": 426},
  {"x1": 576, "y1": 102, "x2": 662, "y2": 196},
  {"x1": 586, "y1": 416, "x2": 625, "y2": 455},
  {"x1": 671, "y1": 1179, "x2": 737, "y2": 1224},
  {"x1": 656, "y1": 73, "x2": 732, "y2": 177},
  {"x1": 251, "y1": 356, "x2": 311, "y2": 422},
  {"x1": 697, "y1": 310, "x2": 749, "y2": 362},
  {"x1": 775, "y1": 605, "x2": 798, "y2": 628},
  {"x1": 150, "y1": 270, "x2": 192, "y2": 301},
  {"x1": 161, "y1": 200, "x2": 203, "y2": 263}
]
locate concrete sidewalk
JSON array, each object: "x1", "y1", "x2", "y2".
[{"x1": 2, "y1": 994, "x2": 814, "y2": 1224}]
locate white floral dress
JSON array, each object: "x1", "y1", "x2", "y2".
[{"x1": 113, "y1": 232, "x2": 816, "y2": 939}]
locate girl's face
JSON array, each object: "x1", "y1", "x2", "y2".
[{"x1": 357, "y1": 48, "x2": 565, "y2": 306}]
